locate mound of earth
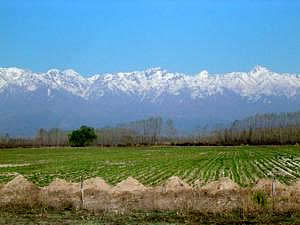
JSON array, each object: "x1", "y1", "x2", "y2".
[
  {"x1": 41, "y1": 178, "x2": 81, "y2": 209},
  {"x1": 83, "y1": 177, "x2": 111, "y2": 192},
  {"x1": 158, "y1": 176, "x2": 192, "y2": 192},
  {"x1": 253, "y1": 179, "x2": 287, "y2": 193},
  {"x1": 45, "y1": 178, "x2": 80, "y2": 194},
  {"x1": 0, "y1": 175, "x2": 40, "y2": 205},
  {"x1": 286, "y1": 180, "x2": 300, "y2": 203},
  {"x1": 83, "y1": 177, "x2": 112, "y2": 194},
  {"x1": 284, "y1": 180, "x2": 300, "y2": 193},
  {"x1": 112, "y1": 177, "x2": 147, "y2": 193},
  {"x1": 79, "y1": 177, "x2": 114, "y2": 211},
  {"x1": 0, "y1": 175, "x2": 40, "y2": 194},
  {"x1": 201, "y1": 177, "x2": 240, "y2": 194}
]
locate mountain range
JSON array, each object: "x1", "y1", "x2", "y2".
[{"x1": 1, "y1": 66, "x2": 300, "y2": 136}]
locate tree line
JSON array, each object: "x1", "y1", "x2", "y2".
[
  {"x1": 201, "y1": 112, "x2": 300, "y2": 145},
  {"x1": 1, "y1": 112, "x2": 300, "y2": 148},
  {"x1": 0, "y1": 117, "x2": 177, "y2": 148}
]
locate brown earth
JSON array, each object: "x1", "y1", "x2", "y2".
[
  {"x1": 253, "y1": 178, "x2": 288, "y2": 195},
  {"x1": 288, "y1": 180, "x2": 300, "y2": 192},
  {"x1": 83, "y1": 177, "x2": 111, "y2": 192},
  {"x1": 112, "y1": 177, "x2": 147, "y2": 193},
  {"x1": 0, "y1": 175, "x2": 40, "y2": 207},
  {"x1": 81, "y1": 177, "x2": 113, "y2": 211},
  {"x1": 155, "y1": 176, "x2": 192, "y2": 192},
  {"x1": 201, "y1": 177, "x2": 240, "y2": 194},
  {"x1": 1, "y1": 175, "x2": 299, "y2": 214},
  {"x1": 285, "y1": 180, "x2": 300, "y2": 207},
  {"x1": 40, "y1": 178, "x2": 81, "y2": 209}
]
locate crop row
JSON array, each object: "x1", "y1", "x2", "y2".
[{"x1": 1, "y1": 146, "x2": 300, "y2": 186}]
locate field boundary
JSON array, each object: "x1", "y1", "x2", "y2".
[{"x1": 1, "y1": 175, "x2": 300, "y2": 214}]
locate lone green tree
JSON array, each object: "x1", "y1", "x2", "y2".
[{"x1": 68, "y1": 125, "x2": 97, "y2": 147}]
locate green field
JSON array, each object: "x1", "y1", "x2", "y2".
[{"x1": 1, "y1": 146, "x2": 300, "y2": 187}]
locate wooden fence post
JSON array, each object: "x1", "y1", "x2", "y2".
[
  {"x1": 272, "y1": 178, "x2": 276, "y2": 212},
  {"x1": 80, "y1": 176, "x2": 84, "y2": 209}
]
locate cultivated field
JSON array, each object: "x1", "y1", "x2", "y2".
[{"x1": 1, "y1": 146, "x2": 300, "y2": 187}]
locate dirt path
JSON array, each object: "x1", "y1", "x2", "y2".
[{"x1": 0, "y1": 163, "x2": 31, "y2": 168}]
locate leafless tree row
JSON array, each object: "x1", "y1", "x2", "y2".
[
  {"x1": 192, "y1": 112, "x2": 300, "y2": 145},
  {"x1": 0, "y1": 117, "x2": 177, "y2": 148},
  {"x1": 1, "y1": 112, "x2": 300, "y2": 148},
  {"x1": 0, "y1": 128, "x2": 69, "y2": 148},
  {"x1": 94, "y1": 117, "x2": 176, "y2": 146}
]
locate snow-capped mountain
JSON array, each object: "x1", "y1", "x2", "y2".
[{"x1": 1, "y1": 66, "x2": 300, "y2": 135}]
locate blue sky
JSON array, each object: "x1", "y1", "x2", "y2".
[{"x1": 0, "y1": 0, "x2": 299, "y2": 75}]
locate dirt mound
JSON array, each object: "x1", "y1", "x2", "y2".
[
  {"x1": 81, "y1": 177, "x2": 113, "y2": 211},
  {"x1": 201, "y1": 177, "x2": 240, "y2": 194},
  {"x1": 289, "y1": 179, "x2": 300, "y2": 188},
  {"x1": 286, "y1": 180, "x2": 300, "y2": 204},
  {"x1": 0, "y1": 175, "x2": 40, "y2": 206},
  {"x1": 253, "y1": 179, "x2": 287, "y2": 193},
  {"x1": 40, "y1": 178, "x2": 81, "y2": 209},
  {"x1": 158, "y1": 176, "x2": 192, "y2": 192},
  {"x1": 83, "y1": 177, "x2": 111, "y2": 192},
  {"x1": 112, "y1": 177, "x2": 147, "y2": 193},
  {"x1": 45, "y1": 178, "x2": 80, "y2": 193},
  {"x1": 285, "y1": 180, "x2": 300, "y2": 193}
]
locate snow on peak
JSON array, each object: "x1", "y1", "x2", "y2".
[
  {"x1": 47, "y1": 69, "x2": 61, "y2": 74},
  {"x1": 196, "y1": 70, "x2": 209, "y2": 79},
  {"x1": 144, "y1": 67, "x2": 168, "y2": 76},
  {"x1": 0, "y1": 67, "x2": 26, "y2": 80},
  {"x1": 250, "y1": 65, "x2": 270, "y2": 74},
  {"x1": 145, "y1": 67, "x2": 163, "y2": 73},
  {"x1": 87, "y1": 74, "x2": 101, "y2": 83},
  {"x1": 62, "y1": 69, "x2": 80, "y2": 77},
  {"x1": 1, "y1": 66, "x2": 300, "y2": 101},
  {"x1": 2, "y1": 67, "x2": 25, "y2": 73}
]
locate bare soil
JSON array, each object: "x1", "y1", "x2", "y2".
[
  {"x1": 0, "y1": 175, "x2": 40, "y2": 206},
  {"x1": 156, "y1": 176, "x2": 192, "y2": 192},
  {"x1": 201, "y1": 177, "x2": 240, "y2": 194},
  {"x1": 0, "y1": 163, "x2": 31, "y2": 168},
  {"x1": 1, "y1": 175, "x2": 300, "y2": 214},
  {"x1": 112, "y1": 176, "x2": 147, "y2": 193}
]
